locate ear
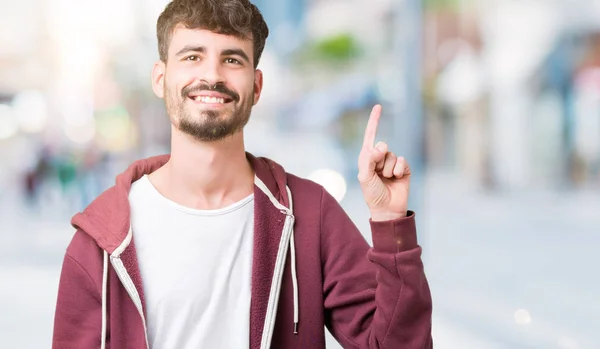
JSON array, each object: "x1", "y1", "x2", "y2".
[
  {"x1": 253, "y1": 69, "x2": 263, "y2": 105},
  {"x1": 151, "y1": 60, "x2": 166, "y2": 99}
]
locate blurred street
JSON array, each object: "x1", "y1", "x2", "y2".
[
  {"x1": 2, "y1": 169, "x2": 598, "y2": 349},
  {"x1": 2, "y1": 0, "x2": 600, "y2": 347}
]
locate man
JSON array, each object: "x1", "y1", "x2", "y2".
[{"x1": 52, "y1": 0, "x2": 433, "y2": 348}]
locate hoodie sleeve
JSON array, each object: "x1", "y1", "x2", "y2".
[
  {"x1": 320, "y1": 188, "x2": 433, "y2": 349},
  {"x1": 52, "y1": 231, "x2": 103, "y2": 349}
]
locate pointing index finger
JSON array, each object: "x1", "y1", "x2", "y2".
[{"x1": 362, "y1": 104, "x2": 382, "y2": 149}]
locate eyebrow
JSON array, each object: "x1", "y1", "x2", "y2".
[
  {"x1": 175, "y1": 45, "x2": 205, "y2": 57},
  {"x1": 174, "y1": 45, "x2": 251, "y2": 64},
  {"x1": 221, "y1": 48, "x2": 251, "y2": 64}
]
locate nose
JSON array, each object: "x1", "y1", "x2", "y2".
[{"x1": 196, "y1": 56, "x2": 224, "y2": 87}]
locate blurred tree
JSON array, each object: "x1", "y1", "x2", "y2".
[
  {"x1": 424, "y1": 0, "x2": 461, "y2": 11},
  {"x1": 312, "y1": 33, "x2": 362, "y2": 61},
  {"x1": 292, "y1": 33, "x2": 363, "y2": 67}
]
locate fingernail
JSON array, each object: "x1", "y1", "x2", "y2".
[{"x1": 376, "y1": 143, "x2": 386, "y2": 152}]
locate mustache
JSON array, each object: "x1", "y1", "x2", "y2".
[{"x1": 182, "y1": 83, "x2": 239, "y2": 101}]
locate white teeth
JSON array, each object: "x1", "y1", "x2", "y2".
[{"x1": 194, "y1": 96, "x2": 225, "y2": 104}]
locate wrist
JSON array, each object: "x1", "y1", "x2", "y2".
[{"x1": 369, "y1": 210, "x2": 407, "y2": 222}]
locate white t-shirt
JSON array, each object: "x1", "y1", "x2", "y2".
[{"x1": 128, "y1": 175, "x2": 254, "y2": 349}]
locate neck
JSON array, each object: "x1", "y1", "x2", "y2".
[{"x1": 150, "y1": 126, "x2": 255, "y2": 210}]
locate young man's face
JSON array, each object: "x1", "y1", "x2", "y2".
[{"x1": 152, "y1": 25, "x2": 263, "y2": 142}]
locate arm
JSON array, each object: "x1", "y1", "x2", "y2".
[
  {"x1": 52, "y1": 232, "x2": 103, "y2": 349},
  {"x1": 321, "y1": 188, "x2": 432, "y2": 349}
]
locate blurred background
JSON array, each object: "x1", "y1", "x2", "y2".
[{"x1": 1, "y1": 0, "x2": 599, "y2": 348}]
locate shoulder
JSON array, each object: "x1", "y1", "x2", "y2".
[
  {"x1": 285, "y1": 172, "x2": 344, "y2": 220},
  {"x1": 63, "y1": 230, "x2": 104, "y2": 291},
  {"x1": 285, "y1": 172, "x2": 326, "y2": 202}
]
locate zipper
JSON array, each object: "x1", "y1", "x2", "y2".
[
  {"x1": 110, "y1": 228, "x2": 150, "y2": 349},
  {"x1": 260, "y1": 210, "x2": 294, "y2": 349},
  {"x1": 110, "y1": 256, "x2": 150, "y2": 348}
]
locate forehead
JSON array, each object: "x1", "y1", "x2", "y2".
[{"x1": 169, "y1": 25, "x2": 253, "y2": 55}]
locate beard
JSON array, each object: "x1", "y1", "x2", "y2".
[{"x1": 164, "y1": 80, "x2": 253, "y2": 142}]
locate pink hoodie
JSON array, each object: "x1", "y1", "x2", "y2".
[{"x1": 52, "y1": 153, "x2": 432, "y2": 349}]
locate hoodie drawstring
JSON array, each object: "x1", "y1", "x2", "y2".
[
  {"x1": 286, "y1": 186, "x2": 299, "y2": 334},
  {"x1": 101, "y1": 250, "x2": 108, "y2": 349}
]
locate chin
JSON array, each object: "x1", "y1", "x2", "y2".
[{"x1": 197, "y1": 107, "x2": 234, "y2": 118}]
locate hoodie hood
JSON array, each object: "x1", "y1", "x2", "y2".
[{"x1": 71, "y1": 153, "x2": 291, "y2": 254}]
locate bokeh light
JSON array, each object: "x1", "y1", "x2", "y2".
[{"x1": 308, "y1": 168, "x2": 348, "y2": 202}]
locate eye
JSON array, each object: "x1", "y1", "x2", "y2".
[
  {"x1": 224, "y1": 58, "x2": 242, "y2": 65},
  {"x1": 184, "y1": 55, "x2": 200, "y2": 61}
]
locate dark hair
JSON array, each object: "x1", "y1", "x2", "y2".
[{"x1": 157, "y1": 0, "x2": 269, "y2": 68}]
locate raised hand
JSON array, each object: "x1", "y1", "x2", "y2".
[{"x1": 357, "y1": 105, "x2": 411, "y2": 221}]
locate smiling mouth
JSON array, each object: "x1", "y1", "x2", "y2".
[{"x1": 188, "y1": 95, "x2": 234, "y2": 104}]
